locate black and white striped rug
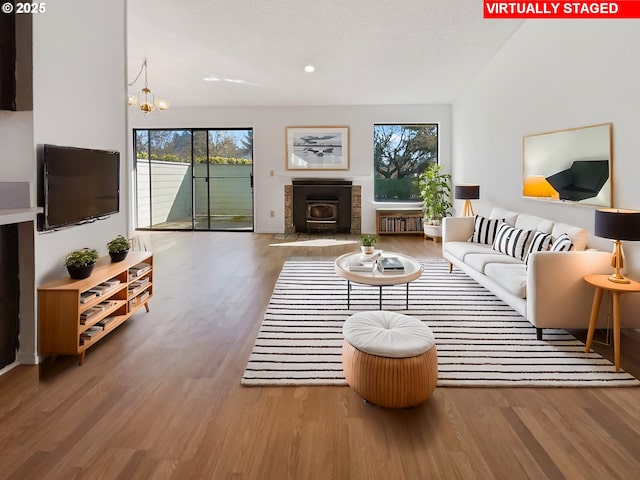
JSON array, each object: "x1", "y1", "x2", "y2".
[{"x1": 241, "y1": 260, "x2": 639, "y2": 387}]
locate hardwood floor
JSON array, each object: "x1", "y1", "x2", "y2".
[{"x1": 1, "y1": 232, "x2": 640, "y2": 479}]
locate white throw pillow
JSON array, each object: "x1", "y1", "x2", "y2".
[
  {"x1": 551, "y1": 223, "x2": 587, "y2": 251},
  {"x1": 493, "y1": 222, "x2": 533, "y2": 261},
  {"x1": 525, "y1": 231, "x2": 553, "y2": 265},
  {"x1": 470, "y1": 215, "x2": 504, "y2": 245},
  {"x1": 551, "y1": 233, "x2": 573, "y2": 252}
]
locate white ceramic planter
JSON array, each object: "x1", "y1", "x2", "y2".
[
  {"x1": 361, "y1": 245, "x2": 375, "y2": 255},
  {"x1": 423, "y1": 224, "x2": 442, "y2": 240}
]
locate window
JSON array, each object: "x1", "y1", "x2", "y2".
[{"x1": 373, "y1": 124, "x2": 438, "y2": 202}]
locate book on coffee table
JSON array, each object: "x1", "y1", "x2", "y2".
[
  {"x1": 347, "y1": 260, "x2": 376, "y2": 272},
  {"x1": 377, "y1": 256, "x2": 405, "y2": 272}
]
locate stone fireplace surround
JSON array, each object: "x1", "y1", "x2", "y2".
[{"x1": 284, "y1": 179, "x2": 361, "y2": 234}]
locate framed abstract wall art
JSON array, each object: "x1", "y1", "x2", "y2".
[{"x1": 522, "y1": 123, "x2": 612, "y2": 207}]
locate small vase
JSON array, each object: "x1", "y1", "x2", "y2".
[
  {"x1": 67, "y1": 263, "x2": 95, "y2": 280},
  {"x1": 109, "y1": 249, "x2": 129, "y2": 262}
]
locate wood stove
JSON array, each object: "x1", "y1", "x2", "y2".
[
  {"x1": 292, "y1": 179, "x2": 352, "y2": 233},
  {"x1": 306, "y1": 200, "x2": 338, "y2": 231}
]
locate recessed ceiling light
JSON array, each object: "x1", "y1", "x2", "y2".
[
  {"x1": 304, "y1": 65, "x2": 315, "y2": 73},
  {"x1": 203, "y1": 76, "x2": 221, "y2": 82}
]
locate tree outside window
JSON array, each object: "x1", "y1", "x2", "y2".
[{"x1": 374, "y1": 124, "x2": 438, "y2": 202}]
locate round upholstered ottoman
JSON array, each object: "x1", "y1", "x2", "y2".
[{"x1": 342, "y1": 311, "x2": 438, "y2": 408}]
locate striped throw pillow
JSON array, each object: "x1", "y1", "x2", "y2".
[
  {"x1": 470, "y1": 215, "x2": 505, "y2": 245},
  {"x1": 492, "y1": 222, "x2": 533, "y2": 261},
  {"x1": 524, "y1": 230, "x2": 553, "y2": 265},
  {"x1": 551, "y1": 233, "x2": 573, "y2": 252}
]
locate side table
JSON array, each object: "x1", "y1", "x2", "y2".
[{"x1": 583, "y1": 274, "x2": 640, "y2": 373}]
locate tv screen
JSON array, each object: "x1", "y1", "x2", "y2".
[{"x1": 39, "y1": 144, "x2": 120, "y2": 231}]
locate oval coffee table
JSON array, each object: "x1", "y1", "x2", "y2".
[{"x1": 334, "y1": 252, "x2": 423, "y2": 309}]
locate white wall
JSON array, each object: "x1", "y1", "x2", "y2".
[
  {"x1": 0, "y1": 112, "x2": 34, "y2": 194},
  {"x1": 32, "y1": 0, "x2": 128, "y2": 274},
  {"x1": 4, "y1": 0, "x2": 128, "y2": 363},
  {"x1": 129, "y1": 104, "x2": 451, "y2": 233},
  {"x1": 453, "y1": 20, "x2": 640, "y2": 277}
]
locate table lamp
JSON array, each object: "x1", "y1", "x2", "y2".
[
  {"x1": 454, "y1": 184, "x2": 480, "y2": 216},
  {"x1": 594, "y1": 208, "x2": 640, "y2": 283}
]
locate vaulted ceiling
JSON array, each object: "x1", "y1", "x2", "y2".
[{"x1": 127, "y1": 0, "x2": 522, "y2": 107}]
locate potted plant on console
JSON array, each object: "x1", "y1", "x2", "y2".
[
  {"x1": 360, "y1": 234, "x2": 377, "y2": 255},
  {"x1": 417, "y1": 163, "x2": 452, "y2": 240},
  {"x1": 107, "y1": 235, "x2": 131, "y2": 262},
  {"x1": 64, "y1": 248, "x2": 99, "y2": 280}
]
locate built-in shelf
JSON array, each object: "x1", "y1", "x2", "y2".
[{"x1": 376, "y1": 207, "x2": 424, "y2": 236}]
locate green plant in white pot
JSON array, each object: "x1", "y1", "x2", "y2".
[
  {"x1": 416, "y1": 163, "x2": 452, "y2": 238},
  {"x1": 359, "y1": 234, "x2": 377, "y2": 255}
]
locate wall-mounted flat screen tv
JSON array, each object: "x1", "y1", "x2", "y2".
[{"x1": 38, "y1": 144, "x2": 120, "y2": 231}]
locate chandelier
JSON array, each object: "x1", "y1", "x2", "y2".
[{"x1": 128, "y1": 58, "x2": 169, "y2": 113}]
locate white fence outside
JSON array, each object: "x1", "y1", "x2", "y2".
[{"x1": 136, "y1": 159, "x2": 253, "y2": 228}]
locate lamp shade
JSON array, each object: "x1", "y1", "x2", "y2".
[
  {"x1": 454, "y1": 184, "x2": 480, "y2": 200},
  {"x1": 595, "y1": 208, "x2": 640, "y2": 241}
]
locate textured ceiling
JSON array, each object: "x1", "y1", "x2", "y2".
[{"x1": 127, "y1": 0, "x2": 522, "y2": 107}]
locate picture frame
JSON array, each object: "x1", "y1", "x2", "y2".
[{"x1": 285, "y1": 126, "x2": 349, "y2": 170}]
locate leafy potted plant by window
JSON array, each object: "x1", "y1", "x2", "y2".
[
  {"x1": 107, "y1": 235, "x2": 131, "y2": 262},
  {"x1": 360, "y1": 234, "x2": 377, "y2": 255},
  {"x1": 63, "y1": 248, "x2": 99, "y2": 279},
  {"x1": 416, "y1": 163, "x2": 452, "y2": 239}
]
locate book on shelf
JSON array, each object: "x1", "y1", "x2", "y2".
[
  {"x1": 96, "y1": 316, "x2": 116, "y2": 328},
  {"x1": 84, "y1": 325, "x2": 103, "y2": 334},
  {"x1": 377, "y1": 256, "x2": 405, "y2": 272},
  {"x1": 104, "y1": 278, "x2": 121, "y2": 287},
  {"x1": 88, "y1": 280, "x2": 121, "y2": 297},
  {"x1": 131, "y1": 277, "x2": 150, "y2": 287},
  {"x1": 137, "y1": 291, "x2": 150, "y2": 304},
  {"x1": 88, "y1": 284, "x2": 108, "y2": 296},
  {"x1": 128, "y1": 277, "x2": 150, "y2": 296},
  {"x1": 97, "y1": 300, "x2": 119, "y2": 310},
  {"x1": 80, "y1": 291, "x2": 97, "y2": 304},
  {"x1": 129, "y1": 263, "x2": 152, "y2": 278},
  {"x1": 80, "y1": 326, "x2": 103, "y2": 345},
  {"x1": 80, "y1": 307, "x2": 103, "y2": 325}
]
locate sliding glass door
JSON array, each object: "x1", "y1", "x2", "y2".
[{"x1": 134, "y1": 128, "x2": 253, "y2": 231}]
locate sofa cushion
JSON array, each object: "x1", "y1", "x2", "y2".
[
  {"x1": 524, "y1": 231, "x2": 553, "y2": 265},
  {"x1": 445, "y1": 241, "x2": 495, "y2": 262},
  {"x1": 465, "y1": 253, "x2": 523, "y2": 273},
  {"x1": 484, "y1": 263, "x2": 527, "y2": 298},
  {"x1": 470, "y1": 215, "x2": 504, "y2": 245},
  {"x1": 551, "y1": 222, "x2": 587, "y2": 251},
  {"x1": 551, "y1": 233, "x2": 573, "y2": 252},
  {"x1": 514, "y1": 213, "x2": 554, "y2": 234},
  {"x1": 493, "y1": 223, "x2": 533, "y2": 261},
  {"x1": 490, "y1": 207, "x2": 518, "y2": 226}
]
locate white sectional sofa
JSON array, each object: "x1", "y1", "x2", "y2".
[{"x1": 442, "y1": 207, "x2": 615, "y2": 340}]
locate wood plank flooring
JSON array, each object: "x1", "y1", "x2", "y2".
[{"x1": 1, "y1": 232, "x2": 640, "y2": 479}]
